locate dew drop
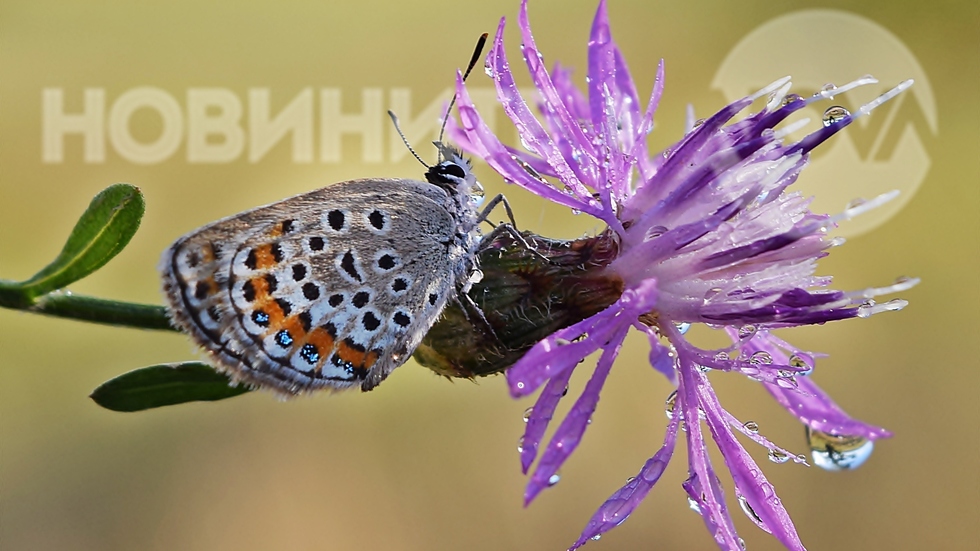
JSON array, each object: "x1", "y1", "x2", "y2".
[
  {"x1": 484, "y1": 64, "x2": 494, "y2": 78},
  {"x1": 562, "y1": 386, "x2": 569, "y2": 397},
  {"x1": 548, "y1": 472, "x2": 561, "y2": 486},
  {"x1": 781, "y1": 93, "x2": 803, "y2": 106},
  {"x1": 644, "y1": 225, "x2": 668, "y2": 240},
  {"x1": 692, "y1": 118, "x2": 706, "y2": 128},
  {"x1": 822, "y1": 105, "x2": 850, "y2": 127},
  {"x1": 714, "y1": 351, "x2": 729, "y2": 361},
  {"x1": 591, "y1": 535, "x2": 602, "y2": 541},
  {"x1": 664, "y1": 390, "x2": 678, "y2": 420},
  {"x1": 738, "y1": 495, "x2": 764, "y2": 526},
  {"x1": 737, "y1": 325, "x2": 757, "y2": 340},
  {"x1": 517, "y1": 437, "x2": 524, "y2": 454},
  {"x1": 749, "y1": 351, "x2": 773, "y2": 365},
  {"x1": 674, "y1": 322, "x2": 691, "y2": 335},
  {"x1": 739, "y1": 537, "x2": 747, "y2": 550},
  {"x1": 703, "y1": 287, "x2": 723, "y2": 303},
  {"x1": 894, "y1": 275, "x2": 913, "y2": 285},
  {"x1": 806, "y1": 427, "x2": 875, "y2": 471},
  {"x1": 687, "y1": 496, "x2": 702, "y2": 514},
  {"x1": 523, "y1": 407, "x2": 534, "y2": 423},
  {"x1": 743, "y1": 421, "x2": 760, "y2": 434},
  {"x1": 768, "y1": 449, "x2": 790, "y2": 464},
  {"x1": 788, "y1": 354, "x2": 813, "y2": 376},
  {"x1": 626, "y1": 476, "x2": 635, "y2": 483},
  {"x1": 845, "y1": 197, "x2": 868, "y2": 210}
]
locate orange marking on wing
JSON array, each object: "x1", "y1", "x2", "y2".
[
  {"x1": 200, "y1": 244, "x2": 215, "y2": 263},
  {"x1": 336, "y1": 341, "x2": 367, "y2": 368},
  {"x1": 307, "y1": 328, "x2": 336, "y2": 354},
  {"x1": 364, "y1": 350, "x2": 379, "y2": 369},
  {"x1": 280, "y1": 315, "x2": 307, "y2": 339},
  {"x1": 253, "y1": 244, "x2": 277, "y2": 270},
  {"x1": 200, "y1": 277, "x2": 217, "y2": 294},
  {"x1": 250, "y1": 276, "x2": 271, "y2": 304},
  {"x1": 305, "y1": 328, "x2": 337, "y2": 372}
]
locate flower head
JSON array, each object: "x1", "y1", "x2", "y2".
[{"x1": 449, "y1": 0, "x2": 918, "y2": 549}]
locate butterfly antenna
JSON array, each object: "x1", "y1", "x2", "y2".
[
  {"x1": 436, "y1": 32, "x2": 489, "y2": 161},
  {"x1": 387, "y1": 110, "x2": 430, "y2": 168}
]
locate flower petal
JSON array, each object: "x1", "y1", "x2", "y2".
[
  {"x1": 506, "y1": 278, "x2": 657, "y2": 397},
  {"x1": 525, "y1": 324, "x2": 630, "y2": 504},
  {"x1": 488, "y1": 11, "x2": 593, "y2": 202},
  {"x1": 696, "y1": 371, "x2": 807, "y2": 550},
  {"x1": 569, "y1": 415, "x2": 680, "y2": 548},
  {"x1": 678, "y1": 362, "x2": 742, "y2": 550},
  {"x1": 454, "y1": 68, "x2": 605, "y2": 217},
  {"x1": 745, "y1": 331, "x2": 892, "y2": 440},
  {"x1": 519, "y1": 365, "x2": 576, "y2": 474}
]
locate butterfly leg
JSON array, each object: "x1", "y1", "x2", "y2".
[
  {"x1": 452, "y1": 288, "x2": 501, "y2": 343},
  {"x1": 476, "y1": 194, "x2": 552, "y2": 264}
]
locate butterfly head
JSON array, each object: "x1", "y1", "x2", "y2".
[{"x1": 427, "y1": 142, "x2": 485, "y2": 208}]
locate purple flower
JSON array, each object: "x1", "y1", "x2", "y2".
[{"x1": 450, "y1": 0, "x2": 919, "y2": 549}]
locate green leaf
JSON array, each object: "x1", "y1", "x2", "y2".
[
  {"x1": 21, "y1": 183, "x2": 145, "y2": 300},
  {"x1": 91, "y1": 362, "x2": 251, "y2": 412}
]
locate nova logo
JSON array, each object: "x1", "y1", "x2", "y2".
[
  {"x1": 713, "y1": 10, "x2": 936, "y2": 237},
  {"x1": 41, "y1": 87, "x2": 502, "y2": 165}
]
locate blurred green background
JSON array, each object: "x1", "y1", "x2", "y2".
[{"x1": 1, "y1": 0, "x2": 977, "y2": 550}]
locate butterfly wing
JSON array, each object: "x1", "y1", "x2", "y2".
[{"x1": 160, "y1": 178, "x2": 465, "y2": 394}]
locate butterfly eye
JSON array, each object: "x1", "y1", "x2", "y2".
[{"x1": 441, "y1": 163, "x2": 466, "y2": 179}]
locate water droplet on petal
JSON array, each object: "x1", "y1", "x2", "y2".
[
  {"x1": 738, "y1": 495, "x2": 764, "y2": 526},
  {"x1": 626, "y1": 476, "x2": 635, "y2": 483},
  {"x1": 822, "y1": 105, "x2": 850, "y2": 126},
  {"x1": 806, "y1": 427, "x2": 875, "y2": 471},
  {"x1": 768, "y1": 449, "x2": 790, "y2": 464},
  {"x1": 644, "y1": 225, "x2": 667, "y2": 240},
  {"x1": 781, "y1": 93, "x2": 803, "y2": 107},
  {"x1": 738, "y1": 325, "x2": 757, "y2": 340},
  {"x1": 522, "y1": 407, "x2": 533, "y2": 423},
  {"x1": 562, "y1": 386, "x2": 569, "y2": 397},
  {"x1": 484, "y1": 64, "x2": 495, "y2": 78},
  {"x1": 517, "y1": 437, "x2": 524, "y2": 454},
  {"x1": 845, "y1": 197, "x2": 868, "y2": 210},
  {"x1": 687, "y1": 496, "x2": 702, "y2": 514},
  {"x1": 548, "y1": 472, "x2": 561, "y2": 486},
  {"x1": 743, "y1": 421, "x2": 760, "y2": 434},
  {"x1": 703, "y1": 287, "x2": 723, "y2": 303},
  {"x1": 739, "y1": 537, "x2": 747, "y2": 550},
  {"x1": 590, "y1": 535, "x2": 602, "y2": 541},
  {"x1": 749, "y1": 351, "x2": 773, "y2": 365},
  {"x1": 674, "y1": 322, "x2": 691, "y2": 335},
  {"x1": 664, "y1": 390, "x2": 678, "y2": 420},
  {"x1": 789, "y1": 354, "x2": 813, "y2": 376},
  {"x1": 714, "y1": 351, "x2": 729, "y2": 361}
]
